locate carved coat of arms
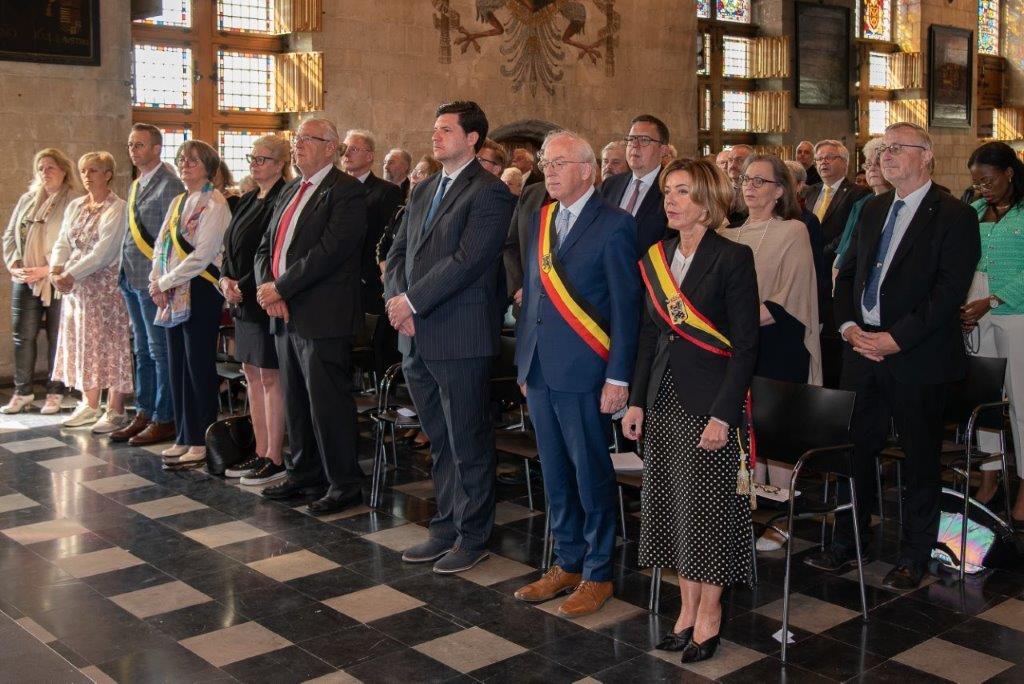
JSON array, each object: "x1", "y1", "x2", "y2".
[{"x1": 432, "y1": 0, "x2": 621, "y2": 97}]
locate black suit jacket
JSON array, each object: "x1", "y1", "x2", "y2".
[
  {"x1": 254, "y1": 166, "x2": 368, "y2": 339},
  {"x1": 502, "y1": 181, "x2": 549, "y2": 297},
  {"x1": 801, "y1": 178, "x2": 870, "y2": 260},
  {"x1": 524, "y1": 167, "x2": 545, "y2": 186},
  {"x1": 629, "y1": 231, "x2": 760, "y2": 427},
  {"x1": 833, "y1": 184, "x2": 980, "y2": 384},
  {"x1": 222, "y1": 179, "x2": 286, "y2": 321},
  {"x1": 359, "y1": 172, "x2": 403, "y2": 314},
  {"x1": 600, "y1": 171, "x2": 667, "y2": 251},
  {"x1": 384, "y1": 159, "x2": 516, "y2": 360}
]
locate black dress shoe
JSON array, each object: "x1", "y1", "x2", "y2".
[
  {"x1": 308, "y1": 490, "x2": 362, "y2": 515},
  {"x1": 803, "y1": 546, "x2": 860, "y2": 572},
  {"x1": 655, "y1": 627, "x2": 693, "y2": 652},
  {"x1": 680, "y1": 635, "x2": 720, "y2": 663},
  {"x1": 261, "y1": 478, "x2": 325, "y2": 500},
  {"x1": 882, "y1": 563, "x2": 924, "y2": 591}
]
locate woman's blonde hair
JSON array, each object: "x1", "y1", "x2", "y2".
[
  {"x1": 252, "y1": 133, "x2": 295, "y2": 181},
  {"x1": 30, "y1": 148, "x2": 76, "y2": 193},
  {"x1": 660, "y1": 158, "x2": 734, "y2": 229},
  {"x1": 78, "y1": 151, "x2": 116, "y2": 184}
]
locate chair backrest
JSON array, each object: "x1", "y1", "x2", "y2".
[
  {"x1": 944, "y1": 356, "x2": 1007, "y2": 429},
  {"x1": 750, "y1": 376, "x2": 856, "y2": 472}
]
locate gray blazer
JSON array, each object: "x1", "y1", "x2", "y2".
[
  {"x1": 384, "y1": 159, "x2": 515, "y2": 361},
  {"x1": 121, "y1": 164, "x2": 185, "y2": 290}
]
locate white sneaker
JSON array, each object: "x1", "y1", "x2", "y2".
[
  {"x1": 62, "y1": 402, "x2": 101, "y2": 428},
  {"x1": 40, "y1": 394, "x2": 64, "y2": 415},
  {"x1": 1, "y1": 394, "x2": 34, "y2": 414},
  {"x1": 92, "y1": 410, "x2": 131, "y2": 434}
]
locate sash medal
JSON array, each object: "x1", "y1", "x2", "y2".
[
  {"x1": 638, "y1": 242, "x2": 757, "y2": 507},
  {"x1": 167, "y1": 193, "x2": 221, "y2": 287},
  {"x1": 536, "y1": 201, "x2": 611, "y2": 361},
  {"x1": 127, "y1": 180, "x2": 155, "y2": 259}
]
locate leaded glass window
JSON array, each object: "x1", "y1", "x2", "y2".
[
  {"x1": 979, "y1": 0, "x2": 1000, "y2": 55},
  {"x1": 158, "y1": 127, "x2": 192, "y2": 166},
  {"x1": 218, "y1": 0, "x2": 275, "y2": 33},
  {"x1": 133, "y1": 44, "x2": 193, "y2": 109},
  {"x1": 716, "y1": 0, "x2": 751, "y2": 24},
  {"x1": 134, "y1": 0, "x2": 190, "y2": 27},
  {"x1": 217, "y1": 51, "x2": 274, "y2": 111},
  {"x1": 862, "y1": 0, "x2": 891, "y2": 40},
  {"x1": 219, "y1": 130, "x2": 265, "y2": 182}
]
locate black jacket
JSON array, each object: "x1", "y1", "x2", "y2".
[
  {"x1": 359, "y1": 172, "x2": 403, "y2": 314},
  {"x1": 629, "y1": 231, "x2": 760, "y2": 427},
  {"x1": 501, "y1": 181, "x2": 549, "y2": 298},
  {"x1": 600, "y1": 171, "x2": 668, "y2": 252},
  {"x1": 221, "y1": 179, "x2": 286, "y2": 322},
  {"x1": 801, "y1": 178, "x2": 870, "y2": 260}
]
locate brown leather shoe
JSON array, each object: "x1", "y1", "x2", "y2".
[
  {"x1": 514, "y1": 566, "x2": 582, "y2": 603},
  {"x1": 109, "y1": 413, "x2": 151, "y2": 443},
  {"x1": 558, "y1": 580, "x2": 613, "y2": 618},
  {"x1": 128, "y1": 421, "x2": 176, "y2": 446}
]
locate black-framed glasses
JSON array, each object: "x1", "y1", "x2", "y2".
[
  {"x1": 739, "y1": 175, "x2": 778, "y2": 189},
  {"x1": 537, "y1": 159, "x2": 590, "y2": 172},
  {"x1": 623, "y1": 135, "x2": 663, "y2": 148},
  {"x1": 814, "y1": 154, "x2": 843, "y2": 164},
  {"x1": 246, "y1": 154, "x2": 275, "y2": 166},
  {"x1": 878, "y1": 143, "x2": 928, "y2": 156},
  {"x1": 476, "y1": 155, "x2": 502, "y2": 169},
  {"x1": 292, "y1": 134, "x2": 330, "y2": 146}
]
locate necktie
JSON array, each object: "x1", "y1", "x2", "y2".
[
  {"x1": 623, "y1": 178, "x2": 643, "y2": 215},
  {"x1": 271, "y1": 181, "x2": 312, "y2": 278},
  {"x1": 863, "y1": 199, "x2": 905, "y2": 312},
  {"x1": 422, "y1": 176, "x2": 451, "y2": 235},
  {"x1": 815, "y1": 184, "x2": 833, "y2": 222},
  {"x1": 553, "y1": 207, "x2": 572, "y2": 251}
]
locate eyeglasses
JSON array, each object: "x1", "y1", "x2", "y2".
[
  {"x1": 292, "y1": 134, "x2": 330, "y2": 146},
  {"x1": 739, "y1": 175, "x2": 779, "y2": 189},
  {"x1": 246, "y1": 154, "x2": 275, "y2": 166},
  {"x1": 971, "y1": 178, "x2": 998, "y2": 191},
  {"x1": 345, "y1": 146, "x2": 371, "y2": 155},
  {"x1": 177, "y1": 157, "x2": 202, "y2": 168},
  {"x1": 476, "y1": 156, "x2": 502, "y2": 169},
  {"x1": 126, "y1": 142, "x2": 149, "y2": 151},
  {"x1": 878, "y1": 143, "x2": 928, "y2": 156},
  {"x1": 537, "y1": 159, "x2": 590, "y2": 172},
  {"x1": 861, "y1": 161, "x2": 878, "y2": 171},
  {"x1": 624, "y1": 135, "x2": 663, "y2": 148},
  {"x1": 814, "y1": 154, "x2": 844, "y2": 164}
]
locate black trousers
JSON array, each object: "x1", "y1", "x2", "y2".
[
  {"x1": 11, "y1": 282, "x2": 63, "y2": 396},
  {"x1": 403, "y1": 352, "x2": 495, "y2": 552},
  {"x1": 165, "y1": 279, "x2": 222, "y2": 446},
  {"x1": 275, "y1": 330, "x2": 361, "y2": 492},
  {"x1": 836, "y1": 346, "x2": 947, "y2": 568}
]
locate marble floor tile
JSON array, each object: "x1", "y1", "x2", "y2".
[
  {"x1": 2, "y1": 517, "x2": 90, "y2": 544},
  {"x1": 362, "y1": 523, "x2": 429, "y2": 552},
  {"x1": 458, "y1": 553, "x2": 535, "y2": 587},
  {"x1": 247, "y1": 549, "x2": 340, "y2": 582},
  {"x1": 183, "y1": 520, "x2": 268, "y2": 548},
  {"x1": 54, "y1": 547, "x2": 145, "y2": 578},
  {"x1": 295, "y1": 503, "x2": 372, "y2": 522},
  {"x1": 323, "y1": 585, "x2": 425, "y2": 623},
  {"x1": 978, "y1": 597, "x2": 1024, "y2": 632},
  {"x1": 648, "y1": 638, "x2": 764, "y2": 678},
  {"x1": 413, "y1": 625, "x2": 527, "y2": 673},
  {"x1": 0, "y1": 492, "x2": 39, "y2": 514},
  {"x1": 2, "y1": 436, "x2": 70, "y2": 453},
  {"x1": 391, "y1": 480, "x2": 436, "y2": 499},
  {"x1": 79, "y1": 665, "x2": 117, "y2": 683},
  {"x1": 179, "y1": 620, "x2": 291, "y2": 667},
  {"x1": 842, "y1": 559, "x2": 938, "y2": 591},
  {"x1": 754, "y1": 592, "x2": 860, "y2": 633},
  {"x1": 537, "y1": 595, "x2": 645, "y2": 630},
  {"x1": 80, "y1": 473, "x2": 153, "y2": 495},
  {"x1": 37, "y1": 454, "x2": 107, "y2": 472},
  {"x1": 494, "y1": 501, "x2": 541, "y2": 525},
  {"x1": 893, "y1": 637, "x2": 1013, "y2": 684},
  {"x1": 128, "y1": 495, "x2": 208, "y2": 519},
  {"x1": 15, "y1": 616, "x2": 57, "y2": 643},
  {"x1": 111, "y1": 580, "x2": 213, "y2": 619}
]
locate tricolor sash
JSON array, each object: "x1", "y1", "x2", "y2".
[
  {"x1": 536, "y1": 201, "x2": 611, "y2": 361},
  {"x1": 127, "y1": 179, "x2": 155, "y2": 259},
  {"x1": 167, "y1": 193, "x2": 221, "y2": 287}
]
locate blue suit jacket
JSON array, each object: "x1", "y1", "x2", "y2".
[{"x1": 515, "y1": 192, "x2": 640, "y2": 393}]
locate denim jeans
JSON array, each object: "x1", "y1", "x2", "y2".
[
  {"x1": 120, "y1": 274, "x2": 173, "y2": 423},
  {"x1": 10, "y1": 282, "x2": 64, "y2": 396}
]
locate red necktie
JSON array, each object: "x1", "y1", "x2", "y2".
[
  {"x1": 271, "y1": 181, "x2": 312, "y2": 278},
  {"x1": 624, "y1": 178, "x2": 643, "y2": 215}
]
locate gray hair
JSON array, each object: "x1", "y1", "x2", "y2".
[
  {"x1": 542, "y1": 130, "x2": 597, "y2": 167},
  {"x1": 796, "y1": 140, "x2": 814, "y2": 150},
  {"x1": 813, "y1": 139, "x2": 850, "y2": 162},
  {"x1": 601, "y1": 140, "x2": 626, "y2": 156},
  {"x1": 387, "y1": 148, "x2": 412, "y2": 166},
  {"x1": 861, "y1": 137, "x2": 887, "y2": 165},
  {"x1": 885, "y1": 122, "x2": 933, "y2": 150},
  {"x1": 345, "y1": 128, "x2": 377, "y2": 152},
  {"x1": 784, "y1": 160, "x2": 806, "y2": 184},
  {"x1": 298, "y1": 117, "x2": 343, "y2": 161}
]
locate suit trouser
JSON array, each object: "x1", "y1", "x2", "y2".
[
  {"x1": 275, "y1": 330, "x2": 361, "y2": 492},
  {"x1": 165, "y1": 279, "x2": 221, "y2": 446},
  {"x1": 403, "y1": 351, "x2": 495, "y2": 552},
  {"x1": 526, "y1": 356, "x2": 617, "y2": 581},
  {"x1": 836, "y1": 347, "x2": 947, "y2": 568}
]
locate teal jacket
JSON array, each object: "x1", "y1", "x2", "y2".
[
  {"x1": 972, "y1": 199, "x2": 1024, "y2": 315},
  {"x1": 832, "y1": 194, "x2": 872, "y2": 272}
]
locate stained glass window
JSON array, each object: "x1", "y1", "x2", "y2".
[
  {"x1": 862, "y1": 0, "x2": 891, "y2": 40},
  {"x1": 869, "y1": 52, "x2": 889, "y2": 88},
  {"x1": 219, "y1": 130, "x2": 266, "y2": 182},
  {"x1": 134, "y1": 0, "x2": 191, "y2": 27},
  {"x1": 869, "y1": 100, "x2": 889, "y2": 135},
  {"x1": 697, "y1": 0, "x2": 711, "y2": 19},
  {"x1": 218, "y1": 0, "x2": 276, "y2": 33},
  {"x1": 979, "y1": 0, "x2": 1000, "y2": 55},
  {"x1": 697, "y1": 33, "x2": 710, "y2": 75},
  {"x1": 133, "y1": 44, "x2": 193, "y2": 109},
  {"x1": 716, "y1": 0, "x2": 751, "y2": 24},
  {"x1": 702, "y1": 86, "x2": 712, "y2": 131},
  {"x1": 218, "y1": 51, "x2": 275, "y2": 111},
  {"x1": 722, "y1": 91, "x2": 751, "y2": 131},
  {"x1": 723, "y1": 36, "x2": 751, "y2": 77},
  {"x1": 158, "y1": 127, "x2": 191, "y2": 167}
]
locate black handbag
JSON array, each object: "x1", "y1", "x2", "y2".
[{"x1": 204, "y1": 415, "x2": 256, "y2": 476}]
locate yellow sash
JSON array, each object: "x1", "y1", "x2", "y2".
[
  {"x1": 166, "y1": 194, "x2": 220, "y2": 287},
  {"x1": 127, "y1": 179, "x2": 155, "y2": 259}
]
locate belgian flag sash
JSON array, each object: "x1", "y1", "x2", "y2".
[
  {"x1": 167, "y1": 193, "x2": 221, "y2": 287},
  {"x1": 536, "y1": 201, "x2": 611, "y2": 361}
]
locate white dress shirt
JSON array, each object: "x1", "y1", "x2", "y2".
[
  {"x1": 277, "y1": 163, "x2": 334, "y2": 273},
  {"x1": 135, "y1": 163, "x2": 162, "y2": 193},
  {"x1": 618, "y1": 166, "x2": 661, "y2": 216},
  {"x1": 356, "y1": 170, "x2": 371, "y2": 183}
]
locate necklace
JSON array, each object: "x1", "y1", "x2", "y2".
[{"x1": 738, "y1": 216, "x2": 774, "y2": 256}]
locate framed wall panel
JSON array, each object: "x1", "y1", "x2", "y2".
[{"x1": 795, "y1": 3, "x2": 850, "y2": 109}]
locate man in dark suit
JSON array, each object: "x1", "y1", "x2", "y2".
[
  {"x1": 808, "y1": 122, "x2": 980, "y2": 590},
  {"x1": 512, "y1": 131, "x2": 639, "y2": 618},
  {"x1": 342, "y1": 129, "x2": 403, "y2": 317},
  {"x1": 254, "y1": 118, "x2": 369, "y2": 514},
  {"x1": 383, "y1": 148, "x2": 412, "y2": 199},
  {"x1": 600, "y1": 114, "x2": 670, "y2": 251},
  {"x1": 384, "y1": 101, "x2": 515, "y2": 574},
  {"x1": 796, "y1": 140, "x2": 822, "y2": 187},
  {"x1": 503, "y1": 168, "x2": 550, "y2": 307}
]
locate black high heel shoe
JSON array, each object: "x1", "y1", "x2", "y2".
[
  {"x1": 655, "y1": 626, "x2": 693, "y2": 652},
  {"x1": 680, "y1": 634, "x2": 720, "y2": 663}
]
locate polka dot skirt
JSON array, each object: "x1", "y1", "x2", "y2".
[{"x1": 637, "y1": 368, "x2": 754, "y2": 587}]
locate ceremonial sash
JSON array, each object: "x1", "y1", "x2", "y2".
[
  {"x1": 167, "y1": 194, "x2": 220, "y2": 287},
  {"x1": 536, "y1": 201, "x2": 611, "y2": 361},
  {"x1": 127, "y1": 179, "x2": 155, "y2": 259}
]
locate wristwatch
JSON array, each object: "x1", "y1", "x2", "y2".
[{"x1": 989, "y1": 295, "x2": 1002, "y2": 309}]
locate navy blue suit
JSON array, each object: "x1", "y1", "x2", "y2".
[
  {"x1": 515, "y1": 191, "x2": 640, "y2": 580},
  {"x1": 599, "y1": 171, "x2": 668, "y2": 252}
]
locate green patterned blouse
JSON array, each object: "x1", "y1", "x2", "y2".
[{"x1": 972, "y1": 199, "x2": 1024, "y2": 315}]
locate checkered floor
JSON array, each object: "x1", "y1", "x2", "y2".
[{"x1": 1, "y1": 402, "x2": 1023, "y2": 683}]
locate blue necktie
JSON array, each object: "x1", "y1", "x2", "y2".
[
  {"x1": 422, "y1": 176, "x2": 451, "y2": 235},
  {"x1": 863, "y1": 199, "x2": 904, "y2": 312},
  {"x1": 554, "y1": 207, "x2": 572, "y2": 251}
]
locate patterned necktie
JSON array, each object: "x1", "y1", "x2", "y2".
[
  {"x1": 863, "y1": 199, "x2": 905, "y2": 312},
  {"x1": 422, "y1": 176, "x2": 451, "y2": 235},
  {"x1": 271, "y1": 181, "x2": 312, "y2": 278},
  {"x1": 623, "y1": 178, "x2": 643, "y2": 215},
  {"x1": 815, "y1": 184, "x2": 833, "y2": 222},
  {"x1": 554, "y1": 207, "x2": 572, "y2": 251}
]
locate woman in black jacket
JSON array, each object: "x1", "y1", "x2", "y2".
[
  {"x1": 623, "y1": 158, "x2": 759, "y2": 664},
  {"x1": 218, "y1": 134, "x2": 291, "y2": 485}
]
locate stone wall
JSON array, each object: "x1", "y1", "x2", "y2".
[{"x1": 0, "y1": 0, "x2": 132, "y2": 381}]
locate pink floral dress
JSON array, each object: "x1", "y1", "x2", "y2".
[{"x1": 51, "y1": 202, "x2": 134, "y2": 394}]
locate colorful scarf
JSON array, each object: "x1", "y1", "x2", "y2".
[{"x1": 154, "y1": 183, "x2": 214, "y2": 327}]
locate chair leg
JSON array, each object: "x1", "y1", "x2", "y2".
[
  {"x1": 618, "y1": 486, "x2": 628, "y2": 541},
  {"x1": 524, "y1": 458, "x2": 535, "y2": 511},
  {"x1": 820, "y1": 473, "x2": 830, "y2": 550},
  {"x1": 648, "y1": 567, "x2": 662, "y2": 612},
  {"x1": 388, "y1": 424, "x2": 398, "y2": 466},
  {"x1": 895, "y1": 461, "x2": 903, "y2": 529},
  {"x1": 750, "y1": 522, "x2": 759, "y2": 586},
  {"x1": 960, "y1": 449, "x2": 973, "y2": 583},
  {"x1": 875, "y1": 458, "x2": 885, "y2": 524},
  {"x1": 1000, "y1": 431, "x2": 1013, "y2": 524},
  {"x1": 848, "y1": 476, "x2": 869, "y2": 621},
  {"x1": 781, "y1": 476, "x2": 798, "y2": 664},
  {"x1": 542, "y1": 515, "x2": 554, "y2": 570}
]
